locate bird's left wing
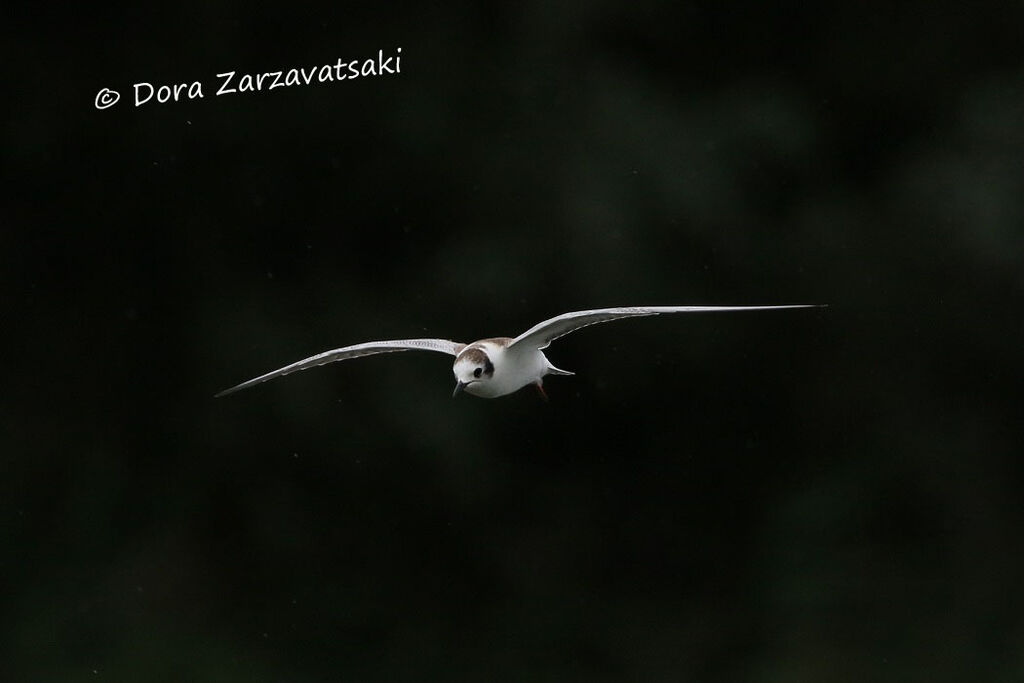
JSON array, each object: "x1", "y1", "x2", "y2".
[
  {"x1": 509, "y1": 305, "x2": 821, "y2": 350},
  {"x1": 216, "y1": 338, "x2": 464, "y2": 397}
]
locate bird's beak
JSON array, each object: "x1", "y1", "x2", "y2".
[{"x1": 452, "y1": 381, "x2": 467, "y2": 398}]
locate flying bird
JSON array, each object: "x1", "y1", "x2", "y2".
[{"x1": 216, "y1": 305, "x2": 821, "y2": 400}]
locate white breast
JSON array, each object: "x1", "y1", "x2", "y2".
[{"x1": 464, "y1": 342, "x2": 547, "y2": 398}]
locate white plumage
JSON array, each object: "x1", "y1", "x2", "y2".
[{"x1": 216, "y1": 304, "x2": 821, "y2": 400}]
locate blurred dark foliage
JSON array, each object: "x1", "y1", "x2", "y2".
[{"x1": 4, "y1": 1, "x2": 1023, "y2": 680}]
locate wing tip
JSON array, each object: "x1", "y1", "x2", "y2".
[
  {"x1": 214, "y1": 383, "x2": 248, "y2": 398},
  {"x1": 736, "y1": 304, "x2": 827, "y2": 309}
]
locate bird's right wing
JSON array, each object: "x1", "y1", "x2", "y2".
[{"x1": 216, "y1": 338, "x2": 465, "y2": 397}]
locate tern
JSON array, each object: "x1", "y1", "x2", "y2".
[{"x1": 216, "y1": 305, "x2": 821, "y2": 400}]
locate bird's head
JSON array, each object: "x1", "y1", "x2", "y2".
[{"x1": 452, "y1": 347, "x2": 495, "y2": 397}]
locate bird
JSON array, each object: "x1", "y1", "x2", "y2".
[{"x1": 215, "y1": 305, "x2": 822, "y2": 400}]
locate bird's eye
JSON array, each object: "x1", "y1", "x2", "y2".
[{"x1": 473, "y1": 367, "x2": 483, "y2": 378}]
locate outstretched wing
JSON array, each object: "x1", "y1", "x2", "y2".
[
  {"x1": 509, "y1": 305, "x2": 821, "y2": 350},
  {"x1": 215, "y1": 338, "x2": 464, "y2": 397}
]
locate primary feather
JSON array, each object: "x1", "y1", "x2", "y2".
[{"x1": 215, "y1": 338, "x2": 462, "y2": 397}]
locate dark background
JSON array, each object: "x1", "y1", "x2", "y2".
[{"x1": 5, "y1": 2, "x2": 1023, "y2": 680}]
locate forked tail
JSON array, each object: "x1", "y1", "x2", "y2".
[{"x1": 545, "y1": 363, "x2": 574, "y2": 376}]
